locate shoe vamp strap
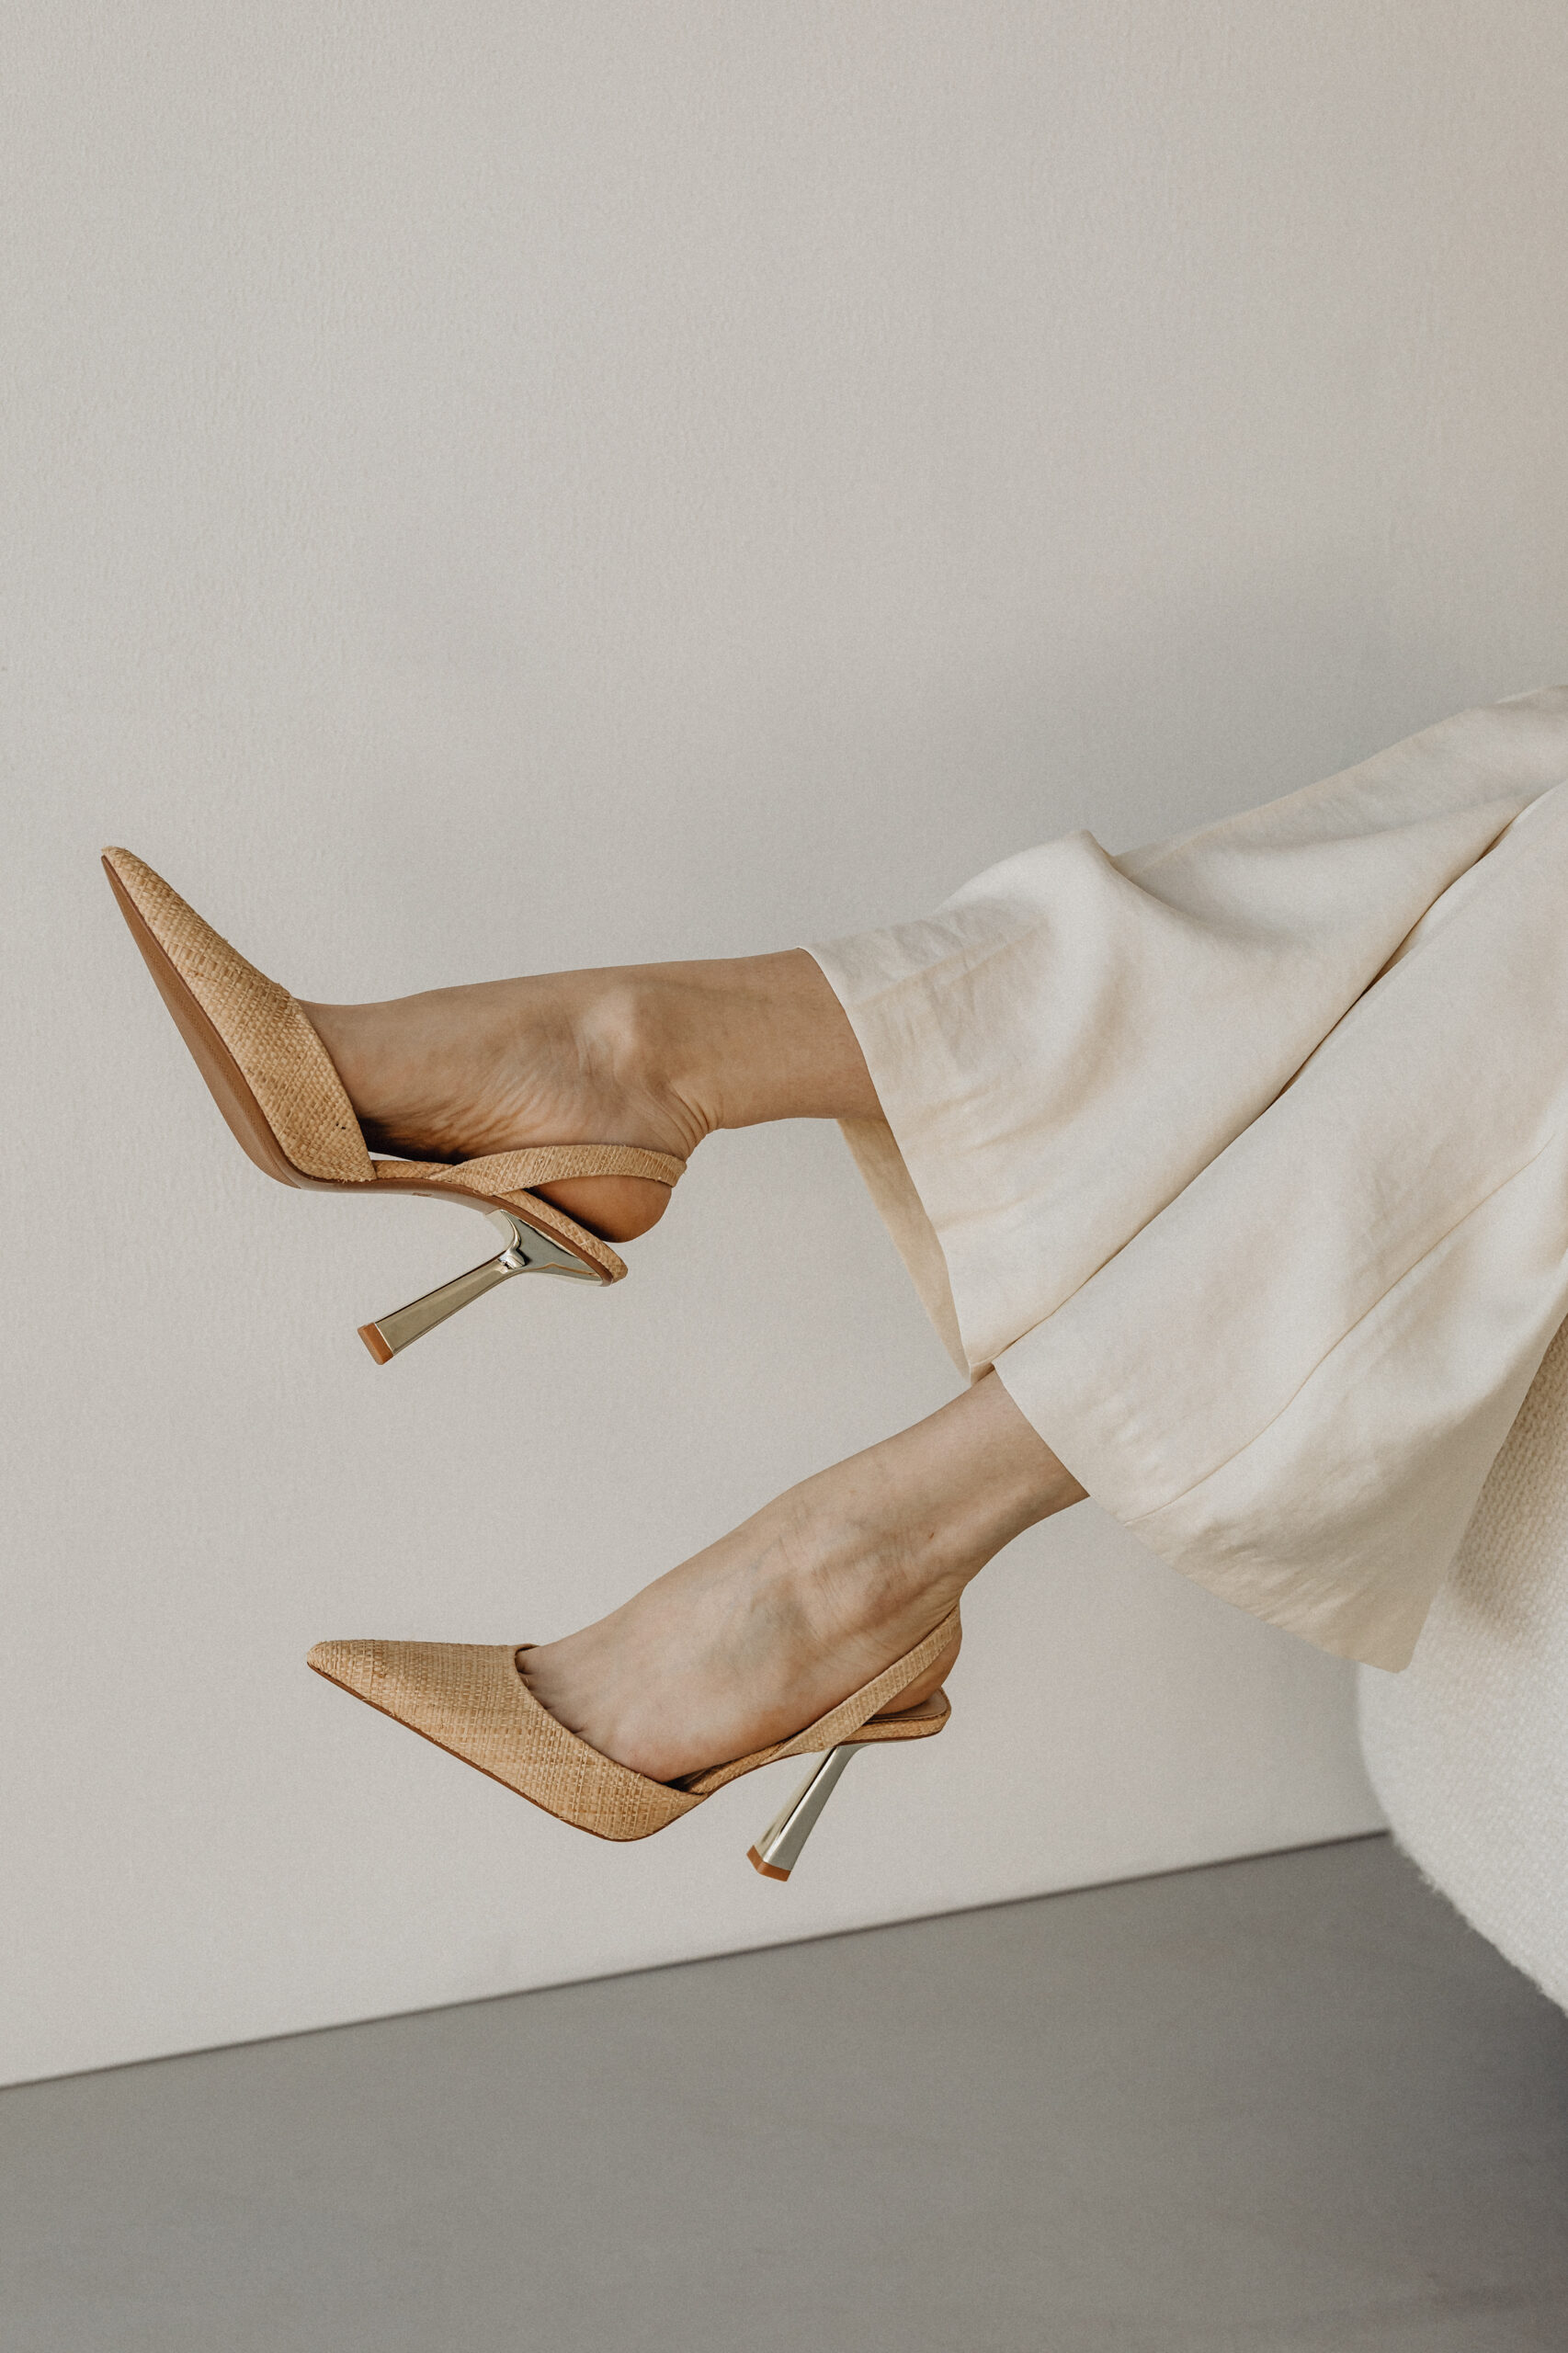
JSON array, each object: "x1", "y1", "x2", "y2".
[
  {"x1": 681, "y1": 1607, "x2": 962, "y2": 1799},
  {"x1": 371, "y1": 1144, "x2": 686, "y2": 1193}
]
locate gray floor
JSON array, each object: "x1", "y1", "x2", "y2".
[{"x1": 4, "y1": 1837, "x2": 1566, "y2": 2353}]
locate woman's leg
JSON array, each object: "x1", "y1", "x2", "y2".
[
  {"x1": 521, "y1": 1370, "x2": 1085, "y2": 1781},
  {"x1": 303, "y1": 949, "x2": 876, "y2": 1238},
  {"x1": 310, "y1": 951, "x2": 1085, "y2": 1770}
]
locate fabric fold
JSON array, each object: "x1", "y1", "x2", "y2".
[{"x1": 810, "y1": 688, "x2": 1568, "y2": 1668}]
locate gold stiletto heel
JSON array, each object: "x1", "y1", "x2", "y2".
[
  {"x1": 747, "y1": 1744, "x2": 862, "y2": 1881},
  {"x1": 305, "y1": 1610, "x2": 958, "y2": 1870},
  {"x1": 358, "y1": 1208, "x2": 600, "y2": 1364},
  {"x1": 101, "y1": 848, "x2": 687, "y2": 1360}
]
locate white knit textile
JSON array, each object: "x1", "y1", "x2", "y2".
[{"x1": 1359, "y1": 1317, "x2": 1568, "y2": 2017}]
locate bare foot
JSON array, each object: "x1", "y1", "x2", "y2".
[
  {"x1": 519, "y1": 1373, "x2": 1085, "y2": 1781},
  {"x1": 304, "y1": 972, "x2": 699, "y2": 1240},
  {"x1": 302, "y1": 949, "x2": 877, "y2": 1242}
]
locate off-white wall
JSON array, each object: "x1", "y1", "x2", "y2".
[{"x1": 6, "y1": 2, "x2": 1566, "y2": 2086}]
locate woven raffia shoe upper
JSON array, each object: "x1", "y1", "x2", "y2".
[
  {"x1": 102, "y1": 847, "x2": 375, "y2": 1184},
  {"x1": 102, "y1": 848, "x2": 687, "y2": 1280},
  {"x1": 307, "y1": 1610, "x2": 958, "y2": 1844},
  {"x1": 307, "y1": 1641, "x2": 703, "y2": 1839}
]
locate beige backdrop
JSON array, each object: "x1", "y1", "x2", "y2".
[{"x1": 8, "y1": 1, "x2": 1567, "y2": 2084}]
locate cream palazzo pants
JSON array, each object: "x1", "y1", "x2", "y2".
[{"x1": 809, "y1": 688, "x2": 1568, "y2": 1672}]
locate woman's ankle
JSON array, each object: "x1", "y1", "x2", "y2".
[
  {"x1": 647, "y1": 949, "x2": 881, "y2": 1132},
  {"x1": 832, "y1": 1374, "x2": 1085, "y2": 1595},
  {"x1": 774, "y1": 1373, "x2": 1085, "y2": 1653}
]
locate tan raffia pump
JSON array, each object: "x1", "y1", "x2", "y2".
[
  {"x1": 306, "y1": 1608, "x2": 959, "y2": 1881},
  {"x1": 101, "y1": 849, "x2": 686, "y2": 1362}
]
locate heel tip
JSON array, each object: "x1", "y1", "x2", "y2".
[
  {"x1": 357, "y1": 1323, "x2": 394, "y2": 1366},
  {"x1": 747, "y1": 1846, "x2": 791, "y2": 1882}
]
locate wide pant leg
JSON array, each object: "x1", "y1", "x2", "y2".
[{"x1": 810, "y1": 688, "x2": 1568, "y2": 1669}]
